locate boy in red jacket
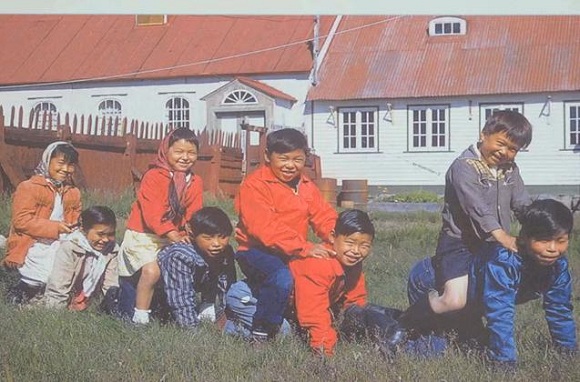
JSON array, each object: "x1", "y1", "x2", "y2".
[
  {"x1": 290, "y1": 209, "x2": 404, "y2": 356},
  {"x1": 234, "y1": 128, "x2": 337, "y2": 340}
]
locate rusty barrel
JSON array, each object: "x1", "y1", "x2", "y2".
[
  {"x1": 315, "y1": 177, "x2": 338, "y2": 206},
  {"x1": 340, "y1": 179, "x2": 368, "y2": 209}
]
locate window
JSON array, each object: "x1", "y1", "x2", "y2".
[
  {"x1": 98, "y1": 99, "x2": 122, "y2": 118},
  {"x1": 135, "y1": 15, "x2": 167, "y2": 26},
  {"x1": 408, "y1": 105, "x2": 449, "y2": 151},
  {"x1": 223, "y1": 90, "x2": 258, "y2": 105},
  {"x1": 165, "y1": 97, "x2": 190, "y2": 129},
  {"x1": 480, "y1": 103, "x2": 523, "y2": 131},
  {"x1": 565, "y1": 102, "x2": 580, "y2": 149},
  {"x1": 33, "y1": 101, "x2": 58, "y2": 129},
  {"x1": 337, "y1": 107, "x2": 378, "y2": 153},
  {"x1": 428, "y1": 17, "x2": 467, "y2": 36}
]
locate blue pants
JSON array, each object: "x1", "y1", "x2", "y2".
[
  {"x1": 235, "y1": 248, "x2": 293, "y2": 327},
  {"x1": 224, "y1": 280, "x2": 291, "y2": 339}
]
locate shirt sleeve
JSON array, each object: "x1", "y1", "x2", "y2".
[
  {"x1": 11, "y1": 181, "x2": 60, "y2": 239},
  {"x1": 138, "y1": 169, "x2": 178, "y2": 236},
  {"x1": 44, "y1": 242, "x2": 77, "y2": 308},
  {"x1": 343, "y1": 270, "x2": 367, "y2": 309},
  {"x1": 237, "y1": 178, "x2": 312, "y2": 257},
  {"x1": 482, "y1": 247, "x2": 519, "y2": 364},
  {"x1": 449, "y1": 160, "x2": 502, "y2": 235},
  {"x1": 543, "y1": 257, "x2": 578, "y2": 351},
  {"x1": 307, "y1": 183, "x2": 339, "y2": 247},
  {"x1": 290, "y1": 258, "x2": 338, "y2": 355},
  {"x1": 509, "y1": 165, "x2": 531, "y2": 222}
]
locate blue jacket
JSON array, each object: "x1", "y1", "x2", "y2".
[{"x1": 471, "y1": 244, "x2": 577, "y2": 363}]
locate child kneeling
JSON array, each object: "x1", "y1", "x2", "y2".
[{"x1": 158, "y1": 207, "x2": 236, "y2": 329}]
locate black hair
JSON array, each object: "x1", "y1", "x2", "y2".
[
  {"x1": 51, "y1": 143, "x2": 79, "y2": 164},
  {"x1": 519, "y1": 199, "x2": 573, "y2": 241},
  {"x1": 482, "y1": 110, "x2": 532, "y2": 149},
  {"x1": 334, "y1": 209, "x2": 375, "y2": 239},
  {"x1": 168, "y1": 127, "x2": 200, "y2": 151},
  {"x1": 188, "y1": 206, "x2": 233, "y2": 237},
  {"x1": 80, "y1": 206, "x2": 117, "y2": 231},
  {"x1": 266, "y1": 128, "x2": 309, "y2": 155}
]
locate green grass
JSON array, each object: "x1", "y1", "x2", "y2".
[
  {"x1": 374, "y1": 190, "x2": 443, "y2": 203},
  {"x1": 0, "y1": 190, "x2": 579, "y2": 381}
]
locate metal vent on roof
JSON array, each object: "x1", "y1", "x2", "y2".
[
  {"x1": 135, "y1": 15, "x2": 167, "y2": 26},
  {"x1": 428, "y1": 17, "x2": 466, "y2": 36}
]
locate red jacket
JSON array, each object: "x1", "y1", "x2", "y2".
[
  {"x1": 289, "y1": 256, "x2": 367, "y2": 355},
  {"x1": 126, "y1": 168, "x2": 203, "y2": 236},
  {"x1": 234, "y1": 165, "x2": 337, "y2": 257},
  {"x1": 4, "y1": 175, "x2": 82, "y2": 266}
]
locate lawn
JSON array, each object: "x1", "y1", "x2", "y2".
[{"x1": 0, "y1": 191, "x2": 578, "y2": 382}]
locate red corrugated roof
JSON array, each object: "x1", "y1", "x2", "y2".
[
  {"x1": 307, "y1": 15, "x2": 580, "y2": 101},
  {"x1": 0, "y1": 15, "x2": 334, "y2": 86},
  {"x1": 237, "y1": 77, "x2": 297, "y2": 102}
]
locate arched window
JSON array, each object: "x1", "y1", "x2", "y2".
[
  {"x1": 165, "y1": 97, "x2": 190, "y2": 128},
  {"x1": 34, "y1": 101, "x2": 58, "y2": 129},
  {"x1": 223, "y1": 90, "x2": 258, "y2": 105},
  {"x1": 98, "y1": 99, "x2": 122, "y2": 118}
]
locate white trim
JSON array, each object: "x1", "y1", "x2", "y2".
[{"x1": 564, "y1": 101, "x2": 580, "y2": 149}]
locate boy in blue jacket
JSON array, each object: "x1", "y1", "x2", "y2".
[{"x1": 406, "y1": 199, "x2": 577, "y2": 368}]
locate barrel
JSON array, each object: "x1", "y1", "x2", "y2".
[
  {"x1": 339, "y1": 179, "x2": 368, "y2": 209},
  {"x1": 315, "y1": 177, "x2": 338, "y2": 206}
]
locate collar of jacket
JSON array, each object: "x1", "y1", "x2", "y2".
[{"x1": 29, "y1": 174, "x2": 75, "y2": 192}]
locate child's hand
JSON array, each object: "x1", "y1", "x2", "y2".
[
  {"x1": 306, "y1": 244, "x2": 336, "y2": 259},
  {"x1": 3, "y1": 260, "x2": 22, "y2": 269},
  {"x1": 166, "y1": 230, "x2": 190, "y2": 244},
  {"x1": 57, "y1": 222, "x2": 74, "y2": 234}
]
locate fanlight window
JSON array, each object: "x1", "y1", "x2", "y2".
[{"x1": 223, "y1": 90, "x2": 258, "y2": 105}]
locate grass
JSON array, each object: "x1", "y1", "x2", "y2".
[
  {"x1": 0, "y1": 189, "x2": 579, "y2": 381},
  {"x1": 373, "y1": 190, "x2": 443, "y2": 203}
]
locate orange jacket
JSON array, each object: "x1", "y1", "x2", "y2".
[
  {"x1": 234, "y1": 165, "x2": 337, "y2": 257},
  {"x1": 4, "y1": 175, "x2": 82, "y2": 266},
  {"x1": 289, "y1": 256, "x2": 367, "y2": 355},
  {"x1": 126, "y1": 168, "x2": 203, "y2": 237}
]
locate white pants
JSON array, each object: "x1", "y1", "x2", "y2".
[{"x1": 19, "y1": 240, "x2": 62, "y2": 287}]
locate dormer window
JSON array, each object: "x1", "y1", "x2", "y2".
[
  {"x1": 428, "y1": 17, "x2": 466, "y2": 36},
  {"x1": 135, "y1": 15, "x2": 167, "y2": 26}
]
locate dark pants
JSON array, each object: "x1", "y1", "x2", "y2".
[
  {"x1": 118, "y1": 270, "x2": 170, "y2": 322},
  {"x1": 235, "y1": 248, "x2": 293, "y2": 328}
]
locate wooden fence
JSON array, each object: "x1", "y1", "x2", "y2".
[{"x1": 0, "y1": 106, "x2": 244, "y2": 197}]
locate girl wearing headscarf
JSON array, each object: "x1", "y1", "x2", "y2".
[
  {"x1": 118, "y1": 127, "x2": 203, "y2": 324},
  {"x1": 4, "y1": 141, "x2": 82, "y2": 303}
]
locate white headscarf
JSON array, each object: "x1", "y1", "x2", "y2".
[{"x1": 34, "y1": 141, "x2": 74, "y2": 186}]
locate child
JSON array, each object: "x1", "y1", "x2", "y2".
[
  {"x1": 118, "y1": 127, "x2": 203, "y2": 324},
  {"x1": 158, "y1": 206, "x2": 236, "y2": 329},
  {"x1": 234, "y1": 128, "x2": 337, "y2": 340},
  {"x1": 290, "y1": 209, "x2": 404, "y2": 356},
  {"x1": 4, "y1": 141, "x2": 82, "y2": 303},
  {"x1": 402, "y1": 110, "x2": 533, "y2": 327},
  {"x1": 43, "y1": 206, "x2": 119, "y2": 311},
  {"x1": 406, "y1": 199, "x2": 577, "y2": 368}
]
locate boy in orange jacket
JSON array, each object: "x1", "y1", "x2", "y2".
[
  {"x1": 234, "y1": 128, "x2": 337, "y2": 340},
  {"x1": 290, "y1": 209, "x2": 404, "y2": 356}
]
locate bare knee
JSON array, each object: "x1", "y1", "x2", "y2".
[{"x1": 139, "y1": 262, "x2": 161, "y2": 285}]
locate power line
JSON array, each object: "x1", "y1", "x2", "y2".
[{"x1": 0, "y1": 15, "x2": 404, "y2": 90}]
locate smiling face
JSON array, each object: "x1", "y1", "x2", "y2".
[
  {"x1": 48, "y1": 153, "x2": 75, "y2": 183},
  {"x1": 194, "y1": 233, "x2": 230, "y2": 259},
  {"x1": 84, "y1": 223, "x2": 116, "y2": 252},
  {"x1": 478, "y1": 131, "x2": 521, "y2": 167},
  {"x1": 167, "y1": 139, "x2": 198, "y2": 172},
  {"x1": 524, "y1": 233, "x2": 569, "y2": 267},
  {"x1": 332, "y1": 231, "x2": 373, "y2": 267},
  {"x1": 265, "y1": 149, "x2": 307, "y2": 183}
]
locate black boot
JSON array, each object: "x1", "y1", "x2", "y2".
[
  {"x1": 5, "y1": 281, "x2": 41, "y2": 305},
  {"x1": 363, "y1": 304, "x2": 407, "y2": 358},
  {"x1": 399, "y1": 295, "x2": 438, "y2": 335}
]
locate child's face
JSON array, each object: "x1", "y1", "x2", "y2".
[
  {"x1": 48, "y1": 153, "x2": 75, "y2": 182},
  {"x1": 167, "y1": 139, "x2": 198, "y2": 172},
  {"x1": 332, "y1": 231, "x2": 373, "y2": 267},
  {"x1": 525, "y1": 233, "x2": 569, "y2": 266},
  {"x1": 194, "y1": 233, "x2": 230, "y2": 259},
  {"x1": 83, "y1": 223, "x2": 116, "y2": 252},
  {"x1": 478, "y1": 131, "x2": 521, "y2": 167},
  {"x1": 264, "y1": 149, "x2": 307, "y2": 183}
]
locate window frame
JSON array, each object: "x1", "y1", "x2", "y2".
[
  {"x1": 33, "y1": 101, "x2": 58, "y2": 129},
  {"x1": 428, "y1": 17, "x2": 467, "y2": 36},
  {"x1": 98, "y1": 99, "x2": 122, "y2": 119},
  {"x1": 564, "y1": 101, "x2": 580, "y2": 149},
  {"x1": 165, "y1": 96, "x2": 190, "y2": 129},
  {"x1": 222, "y1": 90, "x2": 258, "y2": 105},
  {"x1": 407, "y1": 104, "x2": 450, "y2": 152},
  {"x1": 336, "y1": 106, "x2": 379, "y2": 153}
]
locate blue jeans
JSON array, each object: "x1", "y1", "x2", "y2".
[
  {"x1": 235, "y1": 248, "x2": 293, "y2": 327},
  {"x1": 224, "y1": 280, "x2": 292, "y2": 339},
  {"x1": 407, "y1": 257, "x2": 437, "y2": 306}
]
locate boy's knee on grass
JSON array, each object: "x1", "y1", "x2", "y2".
[{"x1": 140, "y1": 262, "x2": 161, "y2": 284}]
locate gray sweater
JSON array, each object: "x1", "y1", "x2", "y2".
[{"x1": 440, "y1": 144, "x2": 530, "y2": 250}]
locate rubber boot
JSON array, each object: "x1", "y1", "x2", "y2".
[{"x1": 399, "y1": 295, "x2": 438, "y2": 334}]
